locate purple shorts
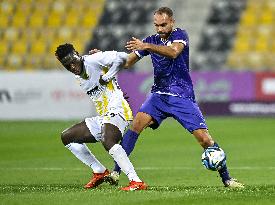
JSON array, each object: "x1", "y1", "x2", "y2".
[{"x1": 139, "y1": 93, "x2": 207, "y2": 133}]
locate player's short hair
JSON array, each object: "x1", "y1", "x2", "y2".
[
  {"x1": 55, "y1": 43, "x2": 75, "y2": 60},
  {"x1": 55, "y1": 43, "x2": 82, "y2": 70},
  {"x1": 154, "y1": 7, "x2": 173, "y2": 17}
]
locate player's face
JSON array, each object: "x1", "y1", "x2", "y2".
[
  {"x1": 153, "y1": 13, "x2": 174, "y2": 39},
  {"x1": 66, "y1": 59, "x2": 83, "y2": 75}
]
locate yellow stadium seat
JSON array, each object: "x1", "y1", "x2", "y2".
[
  {"x1": 75, "y1": 28, "x2": 92, "y2": 42},
  {"x1": 11, "y1": 41, "x2": 28, "y2": 55},
  {"x1": 240, "y1": 11, "x2": 258, "y2": 26},
  {"x1": 56, "y1": 27, "x2": 73, "y2": 42},
  {"x1": 269, "y1": 40, "x2": 275, "y2": 53},
  {"x1": 0, "y1": 13, "x2": 10, "y2": 28},
  {"x1": 46, "y1": 12, "x2": 64, "y2": 28},
  {"x1": 52, "y1": 1, "x2": 66, "y2": 14},
  {"x1": 0, "y1": 54, "x2": 7, "y2": 68},
  {"x1": 226, "y1": 52, "x2": 248, "y2": 70},
  {"x1": 21, "y1": 28, "x2": 40, "y2": 42},
  {"x1": 11, "y1": 12, "x2": 28, "y2": 28},
  {"x1": 0, "y1": 0, "x2": 15, "y2": 15},
  {"x1": 29, "y1": 12, "x2": 46, "y2": 28},
  {"x1": 24, "y1": 55, "x2": 44, "y2": 70},
  {"x1": 232, "y1": 37, "x2": 252, "y2": 53},
  {"x1": 6, "y1": 54, "x2": 24, "y2": 71},
  {"x1": 0, "y1": 40, "x2": 10, "y2": 56},
  {"x1": 38, "y1": 28, "x2": 57, "y2": 42},
  {"x1": 253, "y1": 38, "x2": 269, "y2": 52},
  {"x1": 3, "y1": 27, "x2": 19, "y2": 41},
  {"x1": 64, "y1": 11, "x2": 80, "y2": 27},
  {"x1": 30, "y1": 40, "x2": 48, "y2": 55},
  {"x1": 264, "y1": 53, "x2": 275, "y2": 69},
  {"x1": 43, "y1": 54, "x2": 62, "y2": 70},
  {"x1": 246, "y1": 52, "x2": 265, "y2": 70},
  {"x1": 49, "y1": 40, "x2": 62, "y2": 54},
  {"x1": 1, "y1": 0, "x2": 105, "y2": 70},
  {"x1": 259, "y1": 9, "x2": 274, "y2": 25}
]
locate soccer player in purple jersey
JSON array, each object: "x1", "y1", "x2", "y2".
[{"x1": 109, "y1": 7, "x2": 244, "y2": 188}]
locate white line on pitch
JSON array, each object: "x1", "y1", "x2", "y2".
[{"x1": 0, "y1": 167, "x2": 274, "y2": 171}]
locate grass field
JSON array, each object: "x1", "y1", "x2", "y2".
[{"x1": 0, "y1": 117, "x2": 275, "y2": 205}]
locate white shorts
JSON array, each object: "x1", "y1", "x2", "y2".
[{"x1": 85, "y1": 111, "x2": 130, "y2": 141}]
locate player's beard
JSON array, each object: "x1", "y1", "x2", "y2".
[{"x1": 158, "y1": 32, "x2": 170, "y2": 39}]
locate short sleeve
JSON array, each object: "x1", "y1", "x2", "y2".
[{"x1": 171, "y1": 29, "x2": 189, "y2": 47}]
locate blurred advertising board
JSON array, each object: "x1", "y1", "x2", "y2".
[
  {"x1": 191, "y1": 71, "x2": 255, "y2": 102},
  {"x1": 255, "y1": 72, "x2": 275, "y2": 101},
  {"x1": 118, "y1": 70, "x2": 275, "y2": 116},
  {"x1": 0, "y1": 71, "x2": 95, "y2": 120}
]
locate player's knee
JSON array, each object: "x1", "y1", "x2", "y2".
[
  {"x1": 131, "y1": 119, "x2": 146, "y2": 133},
  {"x1": 61, "y1": 129, "x2": 73, "y2": 145},
  {"x1": 101, "y1": 133, "x2": 117, "y2": 151}
]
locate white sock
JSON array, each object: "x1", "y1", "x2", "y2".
[
  {"x1": 65, "y1": 143, "x2": 106, "y2": 173},
  {"x1": 109, "y1": 144, "x2": 142, "y2": 182}
]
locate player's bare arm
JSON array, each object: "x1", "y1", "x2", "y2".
[
  {"x1": 126, "y1": 37, "x2": 184, "y2": 59},
  {"x1": 124, "y1": 52, "x2": 140, "y2": 68}
]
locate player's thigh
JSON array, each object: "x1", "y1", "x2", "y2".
[
  {"x1": 85, "y1": 116, "x2": 105, "y2": 142},
  {"x1": 137, "y1": 93, "x2": 167, "y2": 132},
  {"x1": 170, "y1": 97, "x2": 208, "y2": 133},
  {"x1": 101, "y1": 112, "x2": 130, "y2": 150},
  {"x1": 61, "y1": 120, "x2": 97, "y2": 145}
]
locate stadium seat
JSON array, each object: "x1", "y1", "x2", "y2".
[
  {"x1": 86, "y1": 0, "x2": 157, "y2": 54},
  {"x1": 1, "y1": 0, "x2": 105, "y2": 70},
  {"x1": 193, "y1": 0, "x2": 246, "y2": 70},
  {"x1": 224, "y1": 0, "x2": 275, "y2": 70}
]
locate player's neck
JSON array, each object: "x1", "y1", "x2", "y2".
[{"x1": 79, "y1": 62, "x2": 89, "y2": 80}]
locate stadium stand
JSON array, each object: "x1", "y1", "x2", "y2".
[
  {"x1": 0, "y1": 0, "x2": 105, "y2": 71},
  {"x1": 192, "y1": 0, "x2": 247, "y2": 70},
  {"x1": 85, "y1": 0, "x2": 157, "y2": 54},
  {"x1": 193, "y1": 0, "x2": 275, "y2": 71},
  {"x1": 227, "y1": 0, "x2": 275, "y2": 71},
  {"x1": 3, "y1": 0, "x2": 273, "y2": 71}
]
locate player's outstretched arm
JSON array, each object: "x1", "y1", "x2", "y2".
[
  {"x1": 100, "y1": 52, "x2": 130, "y2": 84},
  {"x1": 124, "y1": 52, "x2": 140, "y2": 68},
  {"x1": 126, "y1": 37, "x2": 184, "y2": 59}
]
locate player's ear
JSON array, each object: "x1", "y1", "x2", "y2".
[{"x1": 171, "y1": 18, "x2": 175, "y2": 26}]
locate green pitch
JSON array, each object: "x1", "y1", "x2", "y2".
[{"x1": 0, "y1": 117, "x2": 274, "y2": 205}]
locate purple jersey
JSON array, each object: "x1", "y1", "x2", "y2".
[{"x1": 135, "y1": 28, "x2": 195, "y2": 101}]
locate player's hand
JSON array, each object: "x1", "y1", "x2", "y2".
[
  {"x1": 88, "y1": 48, "x2": 101, "y2": 55},
  {"x1": 125, "y1": 37, "x2": 146, "y2": 51},
  {"x1": 99, "y1": 75, "x2": 108, "y2": 86}
]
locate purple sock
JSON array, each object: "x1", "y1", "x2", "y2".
[
  {"x1": 213, "y1": 142, "x2": 231, "y2": 183},
  {"x1": 113, "y1": 129, "x2": 139, "y2": 173}
]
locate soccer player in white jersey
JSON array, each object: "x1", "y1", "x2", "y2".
[{"x1": 55, "y1": 43, "x2": 147, "y2": 191}]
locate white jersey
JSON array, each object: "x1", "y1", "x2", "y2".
[{"x1": 76, "y1": 51, "x2": 133, "y2": 122}]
